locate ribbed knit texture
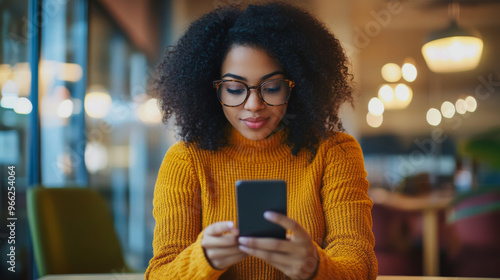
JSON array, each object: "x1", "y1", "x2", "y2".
[{"x1": 145, "y1": 126, "x2": 378, "y2": 279}]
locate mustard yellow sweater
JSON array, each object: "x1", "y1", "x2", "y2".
[{"x1": 145, "y1": 127, "x2": 378, "y2": 279}]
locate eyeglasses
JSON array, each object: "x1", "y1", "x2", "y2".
[{"x1": 213, "y1": 78, "x2": 295, "y2": 107}]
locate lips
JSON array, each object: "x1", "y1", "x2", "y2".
[
  {"x1": 242, "y1": 117, "x2": 268, "y2": 122},
  {"x1": 241, "y1": 117, "x2": 269, "y2": 129}
]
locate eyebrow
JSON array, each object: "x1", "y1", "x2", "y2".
[{"x1": 221, "y1": 70, "x2": 285, "y2": 81}]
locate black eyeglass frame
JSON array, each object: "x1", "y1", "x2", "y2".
[{"x1": 213, "y1": 78, "x2": 295, "y2": 107}]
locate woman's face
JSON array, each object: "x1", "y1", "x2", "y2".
[{"x1": 220, "y1": 45, "x2": 288, "y2": 141}]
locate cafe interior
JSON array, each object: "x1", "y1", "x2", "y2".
[{"x1": 0, "y1": 0, "x2": 499, "y2": 279}]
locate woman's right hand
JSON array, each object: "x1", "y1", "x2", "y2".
[{"x1": 201, "y1": 221, "x2": 248, "y2": 270}]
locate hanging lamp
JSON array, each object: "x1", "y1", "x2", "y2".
[{"x1": 421, "y1": 2, "x2": 483, "y2": 73}]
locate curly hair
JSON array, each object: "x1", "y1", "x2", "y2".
[{"x1": 155, "y1": 2, "x2": 354, "y2": 158}]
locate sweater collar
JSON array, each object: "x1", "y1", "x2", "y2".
[{"x1": 223, "y1": 126, "x2": 291, "y2": 163}]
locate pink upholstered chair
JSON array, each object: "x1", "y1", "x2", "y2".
[
  {"x1": 372, "y1": 204, "x2": 423, "y2": 275},
  {"x1": 445, "y1": 187, "x2": 500, "y2": 277}
]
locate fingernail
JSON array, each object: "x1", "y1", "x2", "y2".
[
  {"x1": 264, "y1": 211, "x2": 274, "y2": 219},
  {"x1": 227, "y1": 221, "x2": 234, "y2": 228},
  {"x1": 239, "y1": 237, "x2": 248, "y2": 244}
]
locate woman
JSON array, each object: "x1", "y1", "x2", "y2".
[{"x1": 146, "y1": 3, "x2": 377, "y2": 279}]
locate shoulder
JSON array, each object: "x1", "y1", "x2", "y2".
[
  {"x1": 157, "y1": 141, "x2": 201, "y2": 180},
  {"x1": 162, "y1": 141, "x2": 200, "y2": 164},
  {"x1": 316, "y1": 131, "x2": 368, "y2": 179},
  {"x1": 317, "y1": 131, "x2": 364, "y2": 161},
  {"x1": 162, "y1": 140, "x2": 213, "y2": 164},
  {"x1": 165, "y1": 141, "x2": 191, "y2": 156}
]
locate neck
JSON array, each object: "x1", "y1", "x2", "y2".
[{"x1": 223, "y1": 125, "x2": 290, "y2": 163}]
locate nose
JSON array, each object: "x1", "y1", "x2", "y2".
[{"x1": 243, "y1": 89, "x2": 266, "y2": 111}]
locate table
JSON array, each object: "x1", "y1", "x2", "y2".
[
  {"x1": 369, "y1": 188, "x2": 455, "y2": 276},
  {"x1": 378, "y1": 277, "x2": 499, "y2": 280},
  {"x1": 39, "y1": 274, "x2": 144, "y2": 280},
  {"x1": 38, "y1": 274, "x2": 500, "y2": 280}
]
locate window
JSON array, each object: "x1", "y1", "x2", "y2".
[{"x1": 1, "y1": 0, "x2": 172, "y2": 277}]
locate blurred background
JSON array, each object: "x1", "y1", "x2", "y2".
[{"x1": 0, "y1": 0, "x2": 499, "y2": 279}]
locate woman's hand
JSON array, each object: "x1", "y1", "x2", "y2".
[
  {"x1": 201, "y1": 221, "x2": 248, "y2": 270},
  {"x1": 238, "y1": 212, "x2": 319, "y2": 280}
]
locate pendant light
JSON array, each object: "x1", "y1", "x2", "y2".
[{"x1": 421, "y1": 2, "x2": 483, "y2": 73}]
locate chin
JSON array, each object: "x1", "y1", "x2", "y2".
[
  {"x1": 244, "y1": 127, "x2": 276, "y2": 141},
  {"x1": 232, "y1": 118, "x2": 280, "y2": 141},
  {"x1": 241, "y1": 131, "x2": 265, "y2": 141}
]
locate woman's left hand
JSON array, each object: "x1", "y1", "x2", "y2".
[{"x1": 238, "y1": 211, "x2": 319, "y2": 280}]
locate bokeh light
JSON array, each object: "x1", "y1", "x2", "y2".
[
  {"x1": 368, "y1": 97, "x2": 384, "y2": 116},
  {"x1": 85, "y1": 142, "x2": 108, "y2": 173},
  {"x1": 455, "y1": 99, "x2": 467, "y2": 114},
  {"x1": 441, "y1": 101, "x2": 455, "y2": 118},
  {"x1": 395, "y1": 84, "x2": 411, "y2": 102},
  {"x1": 378, "y1": 85, "x2": 394, "y2": 102},
  {"x1": 465, "y1": 96, "x2": 477, "y2": 112},
  {"x1": 137, "y1": 98, "x2": 162, "y2": 124},
  {"x1": 14, "y1": 97, "x2": 33, "y2": 114},
  {"x1": 402, "y1": 63, "x2": 417, "y2": 82},
  {"x1": 57, "y1": 99, "x2": 74, "y2": 118},
  {"x1": 366, "y1": 112, "x2": 383, "y2": 128},
  {"x1": 381, "y1": 63, "x2": 402, "y2": 82},
  {"x1": 85, "y1": 90, "x2": 112, "y2": 119},
  {"x1": 427, "y1": 108, "x2": 442, "y2": 126}
]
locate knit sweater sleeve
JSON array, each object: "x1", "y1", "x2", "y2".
[
  {"x1": 145, "y1": 142, "x2": 227, "y2": 280},
  {"x1": 312, "y1": 133, "x2": 378, "y2": 279}
]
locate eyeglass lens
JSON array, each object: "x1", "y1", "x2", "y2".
[{"x1": 218, "y1": 80, "x2": 291, "y2": 106}]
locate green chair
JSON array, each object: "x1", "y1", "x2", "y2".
[
  {"x1": 27, "y1": 186, "x2": 131, "y2": 276},
  {"x1": 458, "y1": 127, "x2": 500, "y2": 169},
  {"x1": 447, "y1": 186, "x2": 500, "y2": 223}
]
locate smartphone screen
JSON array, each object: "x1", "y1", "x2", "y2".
[{"x1": 235, "y1": 180, "x2": 287, "y2": 239}]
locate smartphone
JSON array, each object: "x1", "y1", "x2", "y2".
[{"x1": 235, "y1": 180, "x2": 287, "y2": 239}]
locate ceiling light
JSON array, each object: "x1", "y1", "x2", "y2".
[{"x1": 421, "y1": 3, "x2": 483, "y2": 73}]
